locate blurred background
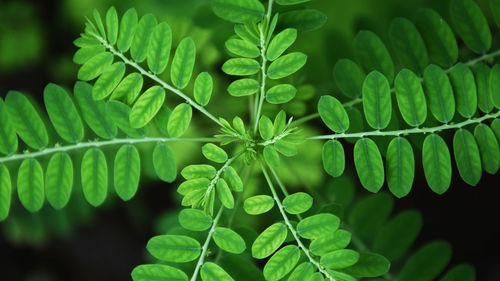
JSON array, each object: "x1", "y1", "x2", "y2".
[{"x1": 0, "y1": 0, "x2": 499, "y2": 280}]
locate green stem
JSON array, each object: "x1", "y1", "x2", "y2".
[
  {"x1": 92, "y1": 34, "x2": 223, "y2": 127},
  {"x1": 260, "y1": 159, "x2": 336, "y2": 281},
  {"x1": 308, "y1": 111, "x2": 500, "y2": 140},
  {"x1": 190, "y1": 206, "x2": 224, "y2": 281},
  {"x1": 0, "y1": 137, "x2": 218, "y2": 164}
]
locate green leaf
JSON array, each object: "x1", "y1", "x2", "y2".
[
  {"x1": 130, "y1": 14, "x2": 157, "y2": 62},
  {"x1": 309, "y1": 230, "x2": 352, "y2": 256},
  {"x1": 77, "y1": 52, "x2": 113, "y2": 81},
  {"x1": 263, "y1": 245, "x2": 300, "y2": 281},
  {"x1": 93, "y1": 9, "x2": 106, "y2": 38},
  {"x1": 342, "y1": 252, "x2": 391, "y2": 278},
  {"x1": 273, "y1": 110, "x2": 286, "y2": 136},
  {"x1": 225, "y1": 39, "x2": 260, "y2": 58},
  {"x1": 178, "y1": 178, "x2": 210, "y2": 196},
  {"x1": 492, "y1": 0, "x2": 500, "y2": 29},
  {"x1": 450, "y1": 0, "x2": 491, "y2": 54},
  {"x1": 228, "y1": 78, "x2": 260, "y2": 96},
  {"x1": 81, "y1": 148, "x2": 108, "y2": 207},
  {"x1": 394, "y1": 68, "x2": 427, "y2": 126},
  {"x1": 449, "y1": 63, "x2": 477, "y2": 118},
  {"x1": 362, "y1": 71, "x2": 392, "y2": 129},
  {"x1": 223, "y1": 166, "x2": 243, "y2": 192},
  {"x1": 274, "y1": 140, "x2": 297, "y2": 157},
  {"x1": 73, "y1": 45, "x2": 105, "y2": 64},
  {"x1": 201, "y1": 262, "x2": 235, "y2": 281},
  {"x1": 106, "y1": 101, "x2": 147, "y2": 137},
  {"x1": 264, "y1": 146, "x2": 280, "y2": 168},
  {"x1": 318, "y1": 95, "x2": 350, "y2": 133},
  {"x1": 296, "y1": 213, "x2": 340, "y2": 239},
  {"x1": 439, "y1": 264, "x2": 476, "y2": 281},
  {"x1": 234, "y1": 24, "x2": 259, "y2": 45},
  {"x1": 105, "y1": 7, "x2": 118, "y2": 45},
  {"x1": 259, "y1": 116, "x2": 274, "y2": 140},
  {"x1": 422, "y1": 134, "x2": 452, "y2": 194},
  {"x1": 322, "y1": 140, "x2": 345, "y2": 178},
  {"x1": 213, "y1": 227, "x2": 246, "y2": 254},
  {"x1": 45, "y1": 152, "x2": 73, "y2": 209},
  {"x1": 43, "y1": 83, "x2": 84, "y2": 143},
  {"x1": 279, "y1": 9, "x2": 327, "y2": 32},
  {"x1": 354, "y1": 138, "x2": 385, "y2": 193},
  {"x1": 194, "y1": 72, "x2": 213, "y2": 106},
  {"x1": 474, "y1": 124, "x2": 500, "y2": 174},
  {"x1": 74, "y1": 81, "x2": 117, "y2": 139},
  {"x1": 489, "y1": 64, "x2": 500, "y2": 109},
  {"x1": 211, "y1": 0, "x2": 265, "y2": 23},
  {"x1": 266, "y1": 28, "x2": 297, "y2": 61},
  {"x1": 415, "y1": 9, "x2": 458, "y2": 68},
  {"x1": 389, "y1": 17, "x2": 428, "y2": 74},
  {"x1": 266, "y1": 84, "x2": 296, "y2": 104},
  {"x1": 276, "y1": 0, "x2": 311, "y2": 5},
  {"x1": 373, "y1": 210, "x2": 422, "y2": 261},
  {"x1": 474, "y1": 63, "x2": 494, "y2": 113},
  {"x1": 252, "y1": 222, "x2": 288, "y2": 259},
  {"x1": 167, "y1": 103, "x2": 192, "y2": 137},
  {"x1": 0, "y1": 164, "x2": 11, "y2": 221},
  {"x1": 348, "y1": 193, "x2": 393, "y2": 243},
  {"x1": 202, "y1": 143, "x2": 228, "y2": 163},
  {"x1": 131, "y1": 264, "x2": 188, "y2": 281},
  {"x1": 92, "y1": 62, "x2": 126, "y2": 100},
  {"x1": 354, "y1": 31, "x2": 394, "y2": 82},
  {"x1": 283, "y1": 192, "x2": 313, "y2": 214},
  {"x1": 217, "y1": 178, "x2": 234, "y2": 209},
  {"x1": 288, "y1": 262, "x2": 314, "y2": 281},
  {"x1": 453, "y1": 128, "x2": 482, "y2": 186},
  {"x1": 386, "y1": 137, "x2": 415, "y2": 198},
  {"x1": 171, "y1": 37, "x2": 196, "y2": 89},
  {"x1": 153, "y1": 142, "x2": 177, "y2": 183},
  {"x1": 244, "y1": 195, "x2": 274, "y2": 215},
  {"x1": 0, "y1": 99, "x2": 17, "y2": 155},
  {"x1": 181, "y1": 164, "x2": 216, "y2": 180},
  {"x1": 179, "y1": 208, "x2": 212, "y2": 231},
  {"x1": 398, "y1": 241, "x2": 451, "y2": 281},
  {"x1": 114, "y1": 144, "x2": 140, "y2": 201},
  {"x1": 110, "y1": 72, "x2": 144, "y2": 105},
  {"x1": 147, "y1": 22, "x2": 172, "y2": 75},
  {"x1": 17, "y1": 159, "x2": 44, "y2": 212},
  {"x1": 222, "y1": 58, "x2": 260, "y2": 76},
  {"x1": 334, "y1": 59, "x2": 365, "y2": 99},
  {"x1": 320, "y1": 249, "x2": 359, "y2": 269},
  {"x1": 328, "y1": 271, "x2": 357, "y2": 281},
  {"x1": 117, "y1": 8, "x2": 138, "y2": 52},
  {"x1": 129, "y1": 86, "x2": 165, "y2": 128},
  {"x1": 423, "y1": 64, "x2": 455, "y2": 123},
  {"x1": 492, "y1": 119, "x2": 500, "y2": 142},
  {"x1": 267, "y1": 52, "x2": 307, "y2": 79},
  {"x1": 147, "y1": 234, "x2": 201, "y2": 263},
  {"x1": 5, "y1": 91, "x2": 48, "y2": 150}
]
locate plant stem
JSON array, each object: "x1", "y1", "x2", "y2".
[
  {"x1": 308, "y1": 110, "x2": 500, "y2": 140},
  {"x1": 260, "y1": 159, "x2": 336, "y2": 281},
  {"x1": 0, "y1": 137, "x2": 218, "y2": 164},
  {"x1": 92, "y1": 34, "x2": 223, "y2": 127},
  {"x1": 190, "y1": 206, "x2": 224, "y2": 281}
]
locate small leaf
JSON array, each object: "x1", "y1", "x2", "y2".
[
  {"x1": 202, "y1": 143, "x2": 228, "y2": 163},
  {"x1": 274, "y1": 139, "x2": 297, "y2": 157},
  {"x1": 266, "y1": 28, "x2": 297, "y2": 61},
  {"x1": 439, "y1": 264, "x2": 476, "y2": 281},
  {"x1": 130, "y1": 86, "x2": 165, "y2": 128},
  {"x1": 45, "y1": 152, "x2": 73, "y2": 209},
  {"x1": 276, "y1": 0, "x2": 311, "y2": 4},
  {"x1": 211, "y1": 0, "x2": 265, "y2": 23},
  {"x1": 216, "y1": 178, "x2": 234, "y2": 209},
  {"x1": 489, "y1": 64, "x2": 500, "y2": 109},
  {"x1": 273, "y1": 110, "x2": 287, "y2": 136},
  {"x1": 394, "y1": 68, "x2": 427, "y2": 126},
  {"x1": 266, "y1": 84, "x2": 296, "y2": 104},
  {"x1": 225, "y1": 39, "x2": 259, "y2": 58},
  {"x1": 288, "y1": 262, "x2": 314, "y2": 281},
  {"x1": 422, "y1": 134, "x2": 452, "y2": 194},
  {"x1": 474, "y1": 63, "x2": 494, "y2": 113},
  {"x1": 213, "y1": 227, "x2": 246, "y2": 254},
  {"x1": 114, "y1": 144, "x2": 141, "y2": 201},
  {"x1": 453, "y1": 128, "x2": 482, "y2": 186},
  {"x1": 474, "y1": 124, "x2": 500, "y2": 174},
  {"x1": 342, "y1": 252, "x2": 391, "y2": 278},
  {"x1": 168, "y1": 103, "x2": 192, "y2": 137},
  {"x1": 147, "y1": 22, "x2": 172, "y2": 75},
  {"x1": 244, "y1": 195, "x2": 274, "y2": 215},
  {"x1": 179, "y1": 208, "x2": 212, "y2": 231},
  {"x1": 222, "y1": 58, "x2": 260, "y2": 76},
  {"x1": 252, "y1": 222, "x2": 287, "y2": 259},
  {"x1": 354, "y1": 30, "x2": 394, "y2": 82},
  {"x1": 223, "y1": 166, "x2": 243, "y2": 192},
  {"x1": 117, "y1": 8, "x2": 138, "y2": 53},
  {"x1": 362, "y1": 70, "x2": 392, "y2": 129},
  {"x1": 153, "y1": 142, "x2": 177, "y2": 183},
  {"x1": 279, "y1": 9, "x2": 327, "y2": 32},
  {"x1": 354, "y1": 138, "x2": 385, "y2": 193},
  {"x1": 171, "y1": 37, "x2": 196, "y2": 89},
  {"x1": 177, "y1": 178, "x2": 210, "y2": 196},
  {"x1": 106, "y1": 101, "x2": 147, "y2": 138},
  {"x1": 92, "y1": 62, "x2": 126, "y2": 100},
  {"x1": 318, "y1": 95, "x2": 350, "y2": 133},
  {"x1": 92, "y1": 9, "x2": 106, "y2": 38},
  {"x1": 147, "y1": 234, "x2": 201, "y2": 263},
  {"x1": 398, "y1": 241, "x2": 451, "y2": 281},
  {"x1": 263, "y1": 146, "x2": 280, "y2": 168},
  {"x1": 130, "y1": 14, "x2": 157, "y2": 62},
  {"x1": 81, "y1": 148, "x2": 108, "y2": 207},
  {"x1": 283, "y1": 192, "x2": 313, "y2": 214},
  {"x1": 263, "y1": 245, "x2": 300, "y2": 281},
  {"x1": 105, "y1": 7, "x2": 118, "y2": 45},
  {"x1": 0, "y1": 164, "x2": 11, "y2": 221},
  {"x1": 267, "y1": 52, "x2": 307, "y2": 79},
  {"x1": 17, "y1": 159, "x2": 44, "y2": 212},
  {"x1": 320, "y1": 249, "x2": 359, "y2": 269},
  {"x1": 228, "y1": 78, "x2": 260, "y2": 97},
  {"x1": 110, "y1": 72, "x2": 143, "y2": 105},
  {"x1": 78, "y1": 52, "x2": 113, "y2": 81},
  {"x1": 386, "y1": 137, "x2": 415, "y2": 198},
  {"x1": 131, "y1": 264, "x2": 188, "y2": 281},
  {"x1": 322, "y1": 140, "x2": 344, "y2": 177},
  {"x1": 450, "y1": 0, "x2": 491, "y2": 54},
  {"x1": 194, "y1": 72, "x2": 213, "y2": 106},
  {"x1": 334, "y1": 59, "x2": 365, "y2": 98},
  {"x1": 201, "y1": 262, "x2": 235, "y2": 281},
  {"x1": 423, "y1": 64, "x2": 455, "y2": 123},
  {"x1": 296, "y1": 213, "x2": 340, "y2": 239},
  {"x1": 0, "y1": 99, "x2": 17, "y2": 155},
  {"x1": 259, "y1": 116, "x2": 274, "y2": 141},
  {"x1": 309, "y1": 230, "x2": 352, "y2": 256},
  {"x1": 181, "y1": 164, "x2": 216, "y2": 179},
  {"x1": 74, "y1": 45, "x2": 105, "y2": 65},
  {"x1": 389, "y1": 17, "x2": 428, "y2": 74},
  {"x1": 449, "y1": 63, "x2": 477, "y2": 118}
]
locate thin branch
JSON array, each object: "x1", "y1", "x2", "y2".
[
  {"x1": 308, "y1": 110, "x2": 500, "y2": 140},
  {"x1": 259, "y1": 159, "x2": 336, "y2": 281},
  {"x1": 0, "y1": 137, "x2": 218, "y2": 164},
  {"x1": 91, "y1": 33, "x2": 223, "y2": 127}
]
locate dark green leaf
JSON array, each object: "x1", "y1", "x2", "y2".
[
  {"x1": 0, "y1": 99, "x2": 17, "y2": 155},
  {"x1": 386, "y1": 137, "x2": 415, "y2": 198},
  {"x1": 342, "y1": 252, "x2": 390, "y2": 278},
  {"x1": 354, "y1": 138, "x2": 384, "y2": 193},
  {"x1": 362, "y1": 70, "x2": 392, "y2": 129},
  {"x1": 389, "y1": 17, "x2": 428, "y2": 74},
  {"x1": 81, "y1": 148, "x2": 108, "y2": 207},
  {"x1": 153, "y1": 142, "x2": 177, "y2": 183},
  {"x1": 439, "y1": 264, "x2": 476, "y2": 281},
  {"x1": 318, "y1": 95, "x2": 350, "y2": 133},
  {"x1": 453, "y1": 128, "x2": 482, "y2": 186},
  {"x1": 334, "y1": 59, "x2": 365, "y2": 98},
  {"x1": 450, "y1": 0, "x2": 491, "y2": 54},
  {"x1": 322, "y1": 140, "x2": 345, "y2": 177},
  {"x1": 0, "y1": 164, "x2": 11, "y2": 221},
  {"x1": 45, "y1": 152, "x2": 73, "y2": 209},
  {"x1": 309, "y1": 230, "x2": 352, "y2": 256},
  {"x1": 422, "y1": 134, "x2": 452, "y2": 194},
  {"x1": 423, "y1": 64, "x2": 455, "y2": 123},
  {"x1": 354, "y1": 31, "x2": 394, "y2": 82},
  {"x1": 211, "y1": 0, "x2": 265, "y2": 23},
  {"x1": 474, "y1": 123, "x2": 500, "y2": 174},
  {"x1": 17, "y1": 158, "x2": 44, "y2": 212},
  {"x1": 449, "y1": 63, "x2": 477, "y2": 118},
  {"x1": 279, "y1": 9, "x2": 327, "y2": 32},
  {"x1": 398, "y1": 241, "x2": 451, "y2": 281},
  {"x1": 394, "y1": 68, "x2": 427, "y2": 126}
]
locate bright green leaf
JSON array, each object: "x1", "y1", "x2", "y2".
[
  {"x1": 267, "y1": 52, "x2": 307, "y2": 79},
  {"x1": 168, "y1": 103, "x2": 192, "y2": 137},
  {"x1": 318, "y1": 95, "x2": 350, "y2": 133},
  {"x1": 130, "y1": 86, "x2": 165, "y2": 128},
  {"x1": 147, "y1": 234, "x2": 201, "y2": 263},
  {"x1": 297, "y1": 213, "x2": 340, "y2": 239},
  {"x1": 81, "y1": 148, "x2": 108, "y2": 207},
  {"x1": 422, "y1": 134, "x2": 452, "y2": 194},
  {"x1": 171, "y1": 37, "x2": 196, "y2": 89},
  {"x1": 213, "y1": 227, "x2": 246, "y2": 254},
  {"x1": 354, "y1": 138, "x2": 385, "y2": 193},
  {"x1": 362, "y1": 70, "x2": 392, "y2": 129},
  {"x1": 251, "y1": 222, "x2": 287, "y2": 259},
  {"x1": 244, "y1": 195, "x2": 274, "y2": 215},
  {"x1": 386, "y1": 137, "x2": 415, "y2": 198},
  {"x1": 45, "y1": 152, "x2": 73, "y2": 209}
]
